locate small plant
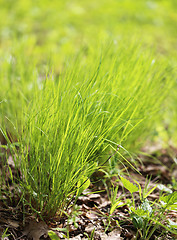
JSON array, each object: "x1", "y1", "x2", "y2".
[
  {"x1": 48, "y1": 230, "x2": 61, "y2": 240},
  {"x1": 120, "y1": 176, "x2": 177, "y2": 239},
  {"x1": 84, "y1": 228, "x2": 95, "y2": 240},
  {"x1": 95, "y1": 183, "x2": 126, "y2": 232},
  {"x1": 48, "y1": 205, "x2": 82, "y2": 240},
  {"x1": 1, "y1": 228, "x2": 10, "y2": 240}
]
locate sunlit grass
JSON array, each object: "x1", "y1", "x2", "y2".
[{"x1": 3, "y1": 44, "x2": 169, "y2": 217}]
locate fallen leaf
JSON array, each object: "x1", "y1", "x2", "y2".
[
  {"x1": 7, "y1": 219, "x2": 19, "y2": 228},
  {"x1": 23, "y1": 220, "x2": 48, "y2": 240},
  {"x1": 108, "y1": 229, "x2": 123, "y2": 240},
  {"x1": 69, "y1": 234, "x2": 82, "y2": 240},
  {"x1": 96, "y1": 229, "x2": 123, "y2": 240},
  {"x1": 85, "y1": 223, "x2": 95, "y2": 233}
]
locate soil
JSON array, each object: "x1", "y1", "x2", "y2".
[{"x1": 0, "y1": 147, "x2": 177, "y2": 240}]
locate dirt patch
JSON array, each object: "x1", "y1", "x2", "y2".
[{"x1": 0, "y1": 148, "x2": 177, "y2": 239}]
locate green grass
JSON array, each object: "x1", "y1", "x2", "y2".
[
  {"x1": 1, "y1": 43, "x2": 171, "y2": 217},
  {"x1": 0, "y1": 0, "x2": 176, "y2": 219}
]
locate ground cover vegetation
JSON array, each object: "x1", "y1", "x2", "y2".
[{"x1": 0, "y1": 0, "x2": 177, "y2": 239}]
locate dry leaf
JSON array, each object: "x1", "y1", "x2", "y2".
[
  {"x1": 85, "y1": 223, "x2": 95, "y2": 233},
  {"x1": 69, "y1": 234, "x2": 82, "y2": 240},
  {"x1": 23, "y1": 220, "x2": 48, "y2": 240},
  {"x1": 108, "y1": 229, "x2": 123, "y2": 240},
  {"x1": 7, "y1": 219, "x2": 19, "y2": 228},
  {"x1": 96, "y1": 229, "x2": 123, "y2": 240}
]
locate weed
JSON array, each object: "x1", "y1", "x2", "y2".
[
  {"x1": 1, "y1": 228, "x2": 10, "y2": 240},
  {"x1": 48, "y1": 230, "x2": 61, "y2": 240},
  {"x1": 120, "y1": 176, "x2": 177, "y2": 239},
  {"x1": 84, "y1": 228, "x2": 95, "y2": 240}
]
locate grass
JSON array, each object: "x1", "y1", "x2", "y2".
[
  {"x1": 0, "y1": 43, "x2": 172, "y2": 218},
  {"x1": 0, "y1": 0, "x2": 176, "y2": 228}
]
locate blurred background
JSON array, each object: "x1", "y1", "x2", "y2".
[{"x1": 0, "y1": 0, "x2": 177, "y2": 146}]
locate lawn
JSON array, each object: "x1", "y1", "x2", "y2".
[{"x1": 0, "y1": 0, "x2": 177, "y2": 239}]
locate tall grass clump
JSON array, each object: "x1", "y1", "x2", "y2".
[{"x1": 8, "y1": 44, "x2": 171, "y2": 218}]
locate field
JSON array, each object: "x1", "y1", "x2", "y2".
[{"x1": 0, "y1": 0, "x2": 177, "y2": 239}]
